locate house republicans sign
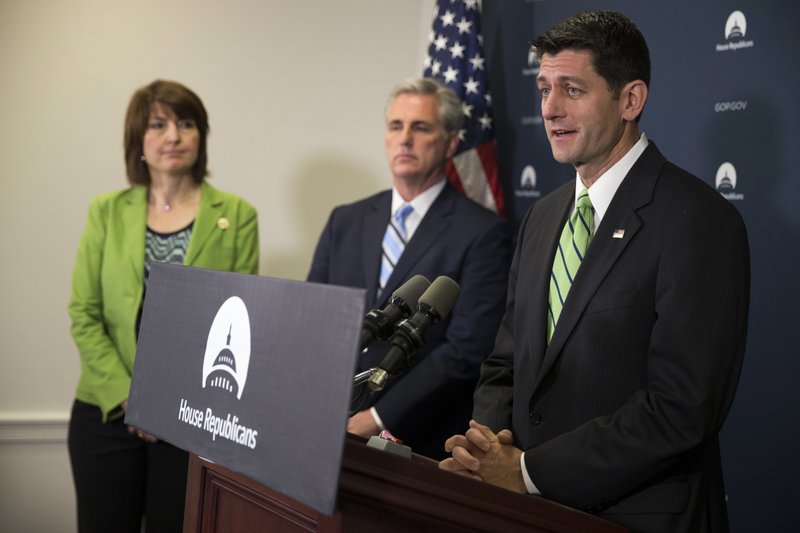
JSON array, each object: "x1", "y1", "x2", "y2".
[{"x1": 126, "y1": 262, "x2": 365, "y2": 516}]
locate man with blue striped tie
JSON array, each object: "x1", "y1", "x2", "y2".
[{"x1": 308, "y1": 78, "x2": 512, "y2": 459}]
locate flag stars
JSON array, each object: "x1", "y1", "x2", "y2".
[
  {"x1": 424, "y1": 0, "x2": 501, "y2": 214},
  {"x1": 449, "y1": 41, "x2": 466, "y2": 59},
  {"x1": 469, "y1": 53, "x2": 485, "y2": 71},
  {"x1": 456, "y1": 18, "x2": 473, "y2": 35},
  {"x1": 440, "y1": 10, "x2": 455, "y2": 27},
  {"x1": 443, "y1": 65, "x2": 459, "y2": 84}
]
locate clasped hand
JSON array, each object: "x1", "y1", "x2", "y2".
[
  {"x1": 122, "y1": 399, "x2": 158, "y2": 443},
  {"x1": 439, "y1": 419, "x2": 526, "y2": 494}
]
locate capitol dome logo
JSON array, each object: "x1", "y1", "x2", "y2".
[
  {"x1": 725, "y1": 11, "x2": 747, "y2": 40},
  {"x1": 715, "y1": 162, "x2": 744, "y2": 201},
  {"x1": 515, "y1": 164, "x2": 541, "y2": 199},
  {"x1": 522, "y1": 47, "x2": 541, "y2": 77},
  {"x1": 521, "y1": 165, "x2": 537, "y2": 189},
  {"x1": 717, "y1": 11, "x2": 754, "y2": 52},
  {"x1": 202, "y1": 296, "x2": 251, "y2": 399}
]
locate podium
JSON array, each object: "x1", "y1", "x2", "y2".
[{"x1": 184, "y1": 435, "x2": 626, "y2": 533}]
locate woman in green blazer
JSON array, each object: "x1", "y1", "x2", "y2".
[{"x1": 67, "y1": 80, "x2": 259, "y2": 533}]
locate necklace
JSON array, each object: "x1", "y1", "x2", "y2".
[
  {"x1": 149, "y1": 196, "x2": 174, "y2": 212},
  {"x1": 149, "y1": 182, "x2": 198, "y2": 212}
]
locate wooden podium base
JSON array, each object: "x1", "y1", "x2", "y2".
[{"x1": 183, "y1": 435, "x2": 627, "y2": 532}]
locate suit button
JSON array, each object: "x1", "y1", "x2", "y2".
[{"x1": 529, "y1": 412, "x2": 542, "y2": 425}]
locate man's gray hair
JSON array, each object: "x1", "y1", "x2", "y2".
[{"x1": 385, "y1": 78, "x2": 464, "y2": 135}]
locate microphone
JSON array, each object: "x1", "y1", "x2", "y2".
[
  {"x1": 359, "y1": 275, "x2": 431, "y2": 351},
  {"x1": 367, "y1": 276, "x2": 461, "y2": 392}
]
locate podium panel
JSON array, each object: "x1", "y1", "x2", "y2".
[
  {"x1": 184, "y1": 436, "x2": 627, "y2": 533},
  {"x1": 128, "y1": 263, "x2": 366, "y2": 515}
]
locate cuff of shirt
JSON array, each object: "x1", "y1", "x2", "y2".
[
  {"x1": 369, "y1": 407, "x2": 386, "y2": 431},
  {"x1": 520, "y1": 452, "x2": 541, "y2": 495}
]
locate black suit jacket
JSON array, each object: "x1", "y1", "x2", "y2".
[
  {"x1": 309, "y1": 183, "x2": 512, "y2": 459},
  {"x1": 473, "y1": 143, "x2": 750, "y2": 532}
]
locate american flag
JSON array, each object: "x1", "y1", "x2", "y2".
[{"x1": 424, "y1": 0, "x2": 505, "y2": 216}]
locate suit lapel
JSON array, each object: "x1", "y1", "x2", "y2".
[
  {"x1": 364, "y1": 193, "x2": 391, "y2": 305},
  {"x1": 185, "y1": 181, "x2": 222, "y2": 264},
  {"x1": 532, "y1": 144, "x2": 667, "y2": 395},
  {"x1": 122, "y1": 186, "x2": 148, "y2": 281},
  {"x1": 520, "y1": 184, "x2": 573, "y2": 391}
]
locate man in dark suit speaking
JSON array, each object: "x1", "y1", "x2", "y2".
[
  {"x1": 440, "y1": 10, "x2": 750, "y2": 532},
  {"x1": 308, "y1": 78, "x2": 512, "y2": 460}
]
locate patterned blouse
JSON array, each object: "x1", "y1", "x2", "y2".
[{"x1": 144, "y1": 222, "x2": 193, "y2": 285}]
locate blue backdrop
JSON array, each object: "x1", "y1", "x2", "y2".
[{"x1": 482, "y1": 1, "x2": 800, "y2": 530}]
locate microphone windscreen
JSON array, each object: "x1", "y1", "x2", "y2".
[
  {"x1": 418, "y1": 276, "x2": 461, "y2": 320},
  {"x1": 391, "y1": 275, "x2": 431, "y2": 308}
]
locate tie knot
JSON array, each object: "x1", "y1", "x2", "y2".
[
  {"x1": 577, "y1": 189, "x2": 592, "y2": 210},
  {"x1": 395, "y1": 204, "x2": 414, "y2": 224}
]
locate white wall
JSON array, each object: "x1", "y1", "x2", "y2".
[{"x1": 0, "y1": 1, "x2": 433, "y2": 530}]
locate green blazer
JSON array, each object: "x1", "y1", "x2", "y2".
[{"x1": 68, "y1": 181, "x2": 259, "y2": 420}]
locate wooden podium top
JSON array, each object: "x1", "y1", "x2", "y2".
[{"x1": 184, "y1": 435, "x2": 627, "y2": 533}]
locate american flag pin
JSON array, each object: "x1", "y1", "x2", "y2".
[{"x1": 613, "y1": 229, "x2": 625, "y2": 239}]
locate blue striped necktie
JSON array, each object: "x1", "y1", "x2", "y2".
[
  {"x1": 547, "y1": 188, "x2": 594, "y2": 343},
  {"x1": 379, "y1": 204, "x2": 414, "y2": 295}
]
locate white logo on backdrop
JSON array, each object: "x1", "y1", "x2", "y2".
[
  {"x1": 521, "y1": 165, "x2": 537, "y2": 189},
  {"x1": 520, "y1": 46, "x2": 542, "y2": 123},
  {"x1": 714, "y1": 100, "x2": 748, "y2": 112},
  {"x1": 725, "y1": 11, "x2": 747, "y2": 39},
  {"x1": 717, "y1": 11, "x2": 754, "y2": 52},
  {"x1": 716, "y1": 162, "x2": 744, "y2": 201},
  {"x1": 202, "y1": 296, "x2": 251, "y2": 399},
  {"x1": 522, "y1": 48, "x2": 541, "y2": 77},
  {"x1": 515, "y1": 165, "x2": 542, "y2": 198},
  {"x1": 521, "y1": 115, "x2": 543, "y2": 126}
]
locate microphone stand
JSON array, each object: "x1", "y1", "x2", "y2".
[{"x1": 353, "y1": 367, "x2": 378, "y2": 386}]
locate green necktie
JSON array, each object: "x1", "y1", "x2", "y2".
[{"x1": 547, "y1": 188, "x2": 594, "y2": 343}]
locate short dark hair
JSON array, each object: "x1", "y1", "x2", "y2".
[
  {"x1": 531, "y1": 10, "x2": 651, "y2": 95},
  {"x1": 123, "y1": 80, "x2": 210, "y2": 185}
]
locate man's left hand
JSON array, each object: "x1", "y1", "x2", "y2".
[{"x1": 441, "y1": 419, "x2": 526, "y2": 494}]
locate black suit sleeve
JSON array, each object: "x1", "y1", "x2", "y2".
[
  {"x1": 307, "y1": 209, "x2": 336, "y2": 284},
  {"x1": 472, "y1": 205, "x2": 538, "y2": 432}
]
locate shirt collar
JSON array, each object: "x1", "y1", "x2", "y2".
[
  {"x1": 576, "y1": 133, "x2": 649, "y2": 229},
  {"x1": 390, "y1": 178, "x2": 446, "y2": 241},
  {"x1": 392, "y1": 178, "x2": 446, "y2": 215}
]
